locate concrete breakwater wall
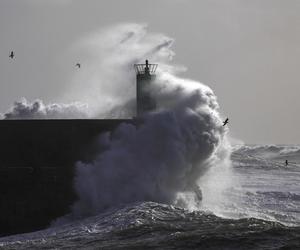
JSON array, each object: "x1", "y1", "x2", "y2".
[{"x1": 0, "y1": 119, "x2": 132, "y2": 236}]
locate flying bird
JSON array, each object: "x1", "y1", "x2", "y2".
[
  {"x1": 76, "y1": 63, "x2": 81, "y2": 69},
  {"x1": 9, "y1": 51, "x2": 14, "y2": 59},
  {"x1": 223, "y1": 118, "x2": 229, "y2": 126}
]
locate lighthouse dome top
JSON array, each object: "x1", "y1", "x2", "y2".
[{"x1": 134, "y1": 60, "x2": 157, "y2": 75}]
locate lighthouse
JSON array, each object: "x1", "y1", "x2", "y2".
[{"x1": 134, "y1": 60, "x2": 157, "y2": 117}]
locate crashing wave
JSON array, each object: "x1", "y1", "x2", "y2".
[
  {"x1": 69, "y1": 24, "x2": 231, "y2": 218},
  {"x1": 1, "y1": 202, "x2": 297, "y2": 250},
  {"x1": 2, "y1": 98, "x2": 89, "y2": 119}
]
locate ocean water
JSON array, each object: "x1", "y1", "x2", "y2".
[{"x1": 0, "y1": 145, "x2": 299, "y2": 249}]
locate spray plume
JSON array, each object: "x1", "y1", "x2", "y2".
[
  {"x1": 69, "y1": 23, "x2": 232, "y2": 217},
  {"x1": 2, "y1": 98, "x2": 88, "y2": 119},
  {"x1": 63, "y1": 23, "x2": 176, "y2": 118}
]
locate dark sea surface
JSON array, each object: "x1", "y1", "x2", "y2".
[{"x1": 0, "y1": 145, "x2": 300, "y2": 249}]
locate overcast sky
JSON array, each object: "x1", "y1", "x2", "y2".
[{"x1": 0, "y1": 0, "x2": 300, "y2": 144}]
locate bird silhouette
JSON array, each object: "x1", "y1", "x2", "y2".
[
  {"x1": 76, "y1": 63, "x2": 81, "y2": 69},
  {"x1": 223, "y1": 118, "x2": 229, "y2": 126},
  {"x1": 9, "y1": 51, "x2": 14, "y2": 59}
]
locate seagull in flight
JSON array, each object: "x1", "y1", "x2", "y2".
[
  {"x1": 223, "y1": 118, "x2": 229, "y2": 126},
  {"x1": 9, "y1": 51, "x2": 14, "y2": 59}
]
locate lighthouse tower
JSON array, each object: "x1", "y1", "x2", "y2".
[{"x1": 134, "y1": 60, "x2": 157, "y2": 117}]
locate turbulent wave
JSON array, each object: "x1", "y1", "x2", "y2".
[
  {"x1": 1, "y1": 145, "x2": 300, "y2": 249},
  {"x1": 233, "y1": 144, "x2": 300, "y2": 158},
  {"x1": 225, "y1": 145, "x2": 300, "y2": 228},
  {"x1": 1, "y1": 202, "x2": 299, "y2": 250},
  {"x1": 232, "y1": 144, "x2": 300, "y2": 170}
]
